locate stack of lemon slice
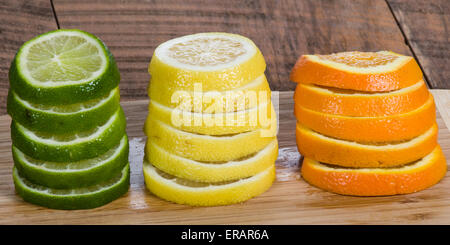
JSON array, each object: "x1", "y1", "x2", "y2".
[
  {"x1": 143, "y1": 33, "x2": 278, "y2": 206},
  {"x1": 290, "y1": 51, "x2": 446, "y2": 196}
]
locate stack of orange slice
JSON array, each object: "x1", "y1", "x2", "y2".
[{"x1": 290, "y1": 51, "x2": 446, "y2": 196}]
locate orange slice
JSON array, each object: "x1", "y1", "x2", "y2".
[
  {"x1": 295, "y1": 94, "x2": 435, "y2": 142},
  {"x1": 301, "y1": 145, "x2": 447, "y2": 196},
  {"x1": 290, "y1": 51, "x2": 423, "y2": 92},
  {"x1": 296, "y1": 123, "x2": 438, "y2": 168},
  {"x1": 294, "y1": 80, "x2": 429, "y2": 117}
]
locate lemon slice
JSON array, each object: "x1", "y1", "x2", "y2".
[
  {"x1": 143, "y1": 160, "x2": 275, "y2": 206},
  {"x1": 145, "y1": 118, "x2": 277, "y2": 162},
  {"x1": 13, "y1": 164, "x2": 130, "y2": 210},
  {"x1": 148, "y1": 74, "x2": 271, "y2": 113},
  {"x1": 149, "y1": 32, "x2": 266, "y2": 91},
  {"x1": 146, "y1": 139, "x2": 278, "y2": 182},
  {"x1": 148, "y1": 100, "x2": 276, "y2": 135}
]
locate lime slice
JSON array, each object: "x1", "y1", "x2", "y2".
[
  {"x1": 13, "y1": 164, "x2": 130, "y2": 210},
  {"x1": 13, "y1": 135, "x2": 128, "y2": 189},
  {"x1": 11, "y1": 107, "x2": 126, "y2": 162},
  {"x1": 7, "y1": 87, "x2": 120, "y2": 133},
  {"x1": 9, "y1": 29, "x2": 120, "y2": 105},
  {"x1": 149, "y1": 32, "x2": 266, "y2": 91},
  {"x1": 143, "y1": 160, "x2": 275, "y2": 206}
]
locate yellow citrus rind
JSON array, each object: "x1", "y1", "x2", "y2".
[
  {"x1": 148, "y1": 100, "x2": 276, "y2": 135},
  {"x1": 144, "y1": 118, "x2": 277, "y2": 162},
  {"x1": 149, "y1": 32, "x2": 266, "y2": 91},
  {"x1": 145, "y1": 139, "x2": 278, "y2": 182},
  {"x1": 143, "y1": 160, "x2": 275, "y2": 206},
  {"x1": 148, "y1": 74, "x2": 271, "y2": 113}
]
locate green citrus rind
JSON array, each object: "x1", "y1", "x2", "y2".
[
  {"x1": 13, "y1": 135, "x2": 129, "y2": 189},
  {"x1": 11, "y1": 107, "x2": 126, "y2": 162},
  {"x1": 7, "y1": 87, "x2": 120, "y2": 134},
  {"x1": 9, "y1": 29, "x2": 120, "y2": 105},
  {"x1": 13, "y1": 164, "x2": 130, "y2": 210}
]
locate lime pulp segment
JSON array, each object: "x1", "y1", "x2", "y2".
[
  {"x1": 13, "y1": 164, "x2": 130, "y2": 210},
  {"x1": 9, "y1": 29, "x2": 120, "y2": 105},
  {"x1": 13, "y1": 135, "x2": 129, "y2": 189}
]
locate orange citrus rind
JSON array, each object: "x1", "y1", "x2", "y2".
[
  {"x1": 294, "y1": 80, "x2": 429, "y2": 117},
  {"x1": 290, "y1": 51, "x2": 423, "y2": 92},
  {"x1": 295, "y1": 94, "x2": 435, "y2": 142},
  {"x1": 301, "y1": 145, "x2": 447, "y2": 196},
  {"x1": 296, "y1": 123, "x2": 438, "y2": 168}
]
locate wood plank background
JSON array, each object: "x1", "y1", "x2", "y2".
[
  {"x1": 0, "y1": 0, "x2": 57, "y2": 115},
  {"x1": 387, "y1": 0, "x2": 449, "y2": 89},
  {"x1": 0, "y1": 0, "x2": 448, "y2": 115}
]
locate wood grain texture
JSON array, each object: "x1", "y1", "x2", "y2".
[
  {"x1": 0, "y1": 0, "x2": 57, "y2": 115},
  {"x1": 432, "y1": 90, "x2": 450, "y2": 132},
  {"x1": 387, "y1": 0, "x2": 449, "y2": 89},
  {"x1": 52, "y1": 0, "x2": 411, "y2": 95},
  {"x1": 0, "y1": 90, "x2": 449, "y2": 225}
]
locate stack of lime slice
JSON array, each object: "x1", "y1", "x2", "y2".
[
  {"x1": 7, "y1": 29, "x2": 129, "y2": 210},
  {"x1": 144, "y1": 32, "x2": 278, "y2": 206}
]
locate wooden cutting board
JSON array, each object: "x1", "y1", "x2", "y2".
[{"x1": 0, "y1": 90, "x2": 449, "y2": 225}]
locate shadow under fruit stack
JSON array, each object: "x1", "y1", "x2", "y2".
[
  {"x1": 290, "y1": 51, "x2": 446, "y2": 196},
  {"x1": 143, "y1": 32, "x2": 278, "y2": 206}
]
